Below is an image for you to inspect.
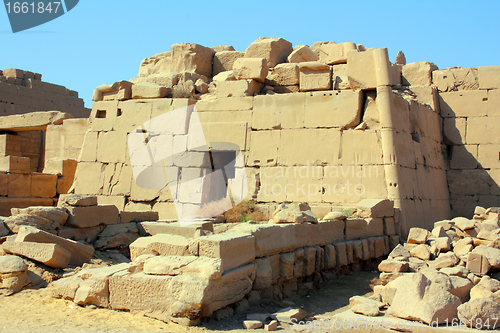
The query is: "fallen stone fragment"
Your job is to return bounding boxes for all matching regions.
[3,215,61,233]
[453,238,474,257]
[2,241,71,268]
[410,244,432,261]
[273,307,309,324]
[349,295,385,309]
[16,226,94,266]
[264,320,278,331]
[434,220,454,231]
[356,199,394,218]
[457,298,500,329]
[453,217,475,231]
[351,304,380,317]
[323,211,347,221]
[94,223,139,249]
[439,266,469,278]
[143,256,200,276]
[388,273,461,324]
[0,255,28,273]
[11,206,68,226]
[407,227,430,244]
[388,244,410,259]
[378,260,409,273]
[428,252,459,269]
[243,320,263,329]
[448,276,474,302]
[472,245,500,269]
[57,194,98,207]
[467,252,491,275]
[429,237,452,252]
[431,226,448,238]
[0,222,10,237]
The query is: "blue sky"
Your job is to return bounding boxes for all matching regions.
[1,0,499,107]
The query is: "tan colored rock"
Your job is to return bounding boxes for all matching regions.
[2,215,60,233]
[2,241,70,268]
[429,252,459,269]
[271,203,303,223]
[143,256,199,276]
[356,199,394,218]
[434,220,454,231]
[0,255,27,273]
[453,217,475,231]
[298,62,331,91]
[216,79,262,97]
[66,205,119,228]
[467,252,491,275]
[93,81,132,102]
[244,37,292,68]
[95,223,139,249]
[431,226,448,238]
[11,206,68,226]
[345,218,383,240]
[137,221,213,238]
[57,194,98,207]
[389,244,410,259]
[170,43,215,78]
[131,83,169,99]
[264,320,278,331]
[323,211,347,221]
[120,211,158,224]
[429,237,452,252]
[288,45,318,63]
[410,244,432,261]
[212,51,245,77]
[351,304,380,317]
[273,307,309,324]
[310,41,357,65]
[477,65,500,89]
[407,227,430,244]
[448,275,474,302]
[439,266,469,278]
[402,61,438,86]
[388,273,461,324]
[454,238,474,257]
[199,232,255,273]
[137,51,172,77]
[16,226,94,266]
[129,234,192,261]
[266,63,300,86]
[472,245,500,269]
[458,298,500,329]
[349,295,385,309]
[0,111,72,131]
[244,320,263,329]
[233,58,269,83]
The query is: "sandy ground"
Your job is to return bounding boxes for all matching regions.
[0,270,382,333]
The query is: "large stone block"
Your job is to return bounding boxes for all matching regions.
[357,199,394,218]
[233,58,268,83]
[0,198,54,217]
[488,89,500,117]
[432,67,478,92]
[2,241,71,268]
[198,232,255,273]
[267,63,300,86]
[439,91,488,118]
[477,144,500,169]
[137,221,213,237]
[340,130,383,164]
[96,131,127,164]
[16,226,94,266]
[288,45,319,63]
[310,42,357,65]
[66,205,119,228]
[8,173,31,198]
[212,51,245,77]
[252,93,305,130]
[131,83,169,99]
[244,37,292,68]
[304,90,361,129]
[31,174,57,198]
[450,145,478,170]
[0,156,30,174]
[216,80,262,98]
[129,234,192,261]
[170,43,214,78]
[345,218,384,240]
[443,117,466,145]
[279,128,340,165]
[477,65,500,89]
[0,172,7,196]
[11,206,68,226]
[247,130,280,166]
[467,116,500,144]
[299,62,331,91]
[347,51,377,89]
[402,62,438,86]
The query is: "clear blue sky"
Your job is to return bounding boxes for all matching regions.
[1,0,499,108]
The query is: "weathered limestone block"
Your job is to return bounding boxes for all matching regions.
[129,234,192,261]
[356,199,394,218]
[387,273,461,324]
[402,62,438,86]
[170,43,215,78]
[267,63,300,86]
[30,174,57,198]
[0,156,30,174]
[2,241,70,268]
[477,65,500,89]
[288,45,318,63]
[347,50,377,89]
[58,226,104,242]
[58,194,98,207]
[384,217,396,236]
[407,227,430,244]
[137,51,172,77]
[310,42,357,65]
[16,226,94,266]
[334,242,348,266]
[119,211,158,224]
[244,37,292,68]
[304,90,362,129]
[378,260,409,273]
[253,257,272,290]
[65,205,119,228]
[472,245,500,269]
[7,173,31,197]
[458,298,500,329]
[298,62,331,91]
[11,206,68,226]
[2,215,60,233]
[324,244,336,269]
[212,51,245,77]
[216,79,262,97]
[428,252,459,270]
[432,67,478,92]
[233,58,269,83]
[439,90,488,118]
[92,81,133,102]
[0,255,27,273]
[345,218,383,240]
[137,221,213,238]
[198,232,255,273]
[143,256,199,276]
[95,223,139,249]
[131,83,170,99]
[0,111,72,132]
[466,252,490,275]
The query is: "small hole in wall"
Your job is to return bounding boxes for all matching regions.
[96,110,106,118]
[117,108,122,117]
[498,151,500,161]
[443,76,447,79]
[394,183,398,187]
[483,98,488,102]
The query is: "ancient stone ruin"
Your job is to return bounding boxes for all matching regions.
[0,36,500,329]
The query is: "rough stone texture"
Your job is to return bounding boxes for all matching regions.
[58,194,98,207]
[233,58,269,83]
[356,199,394,218]
[120,211,159,224]
[473,245,500,269]
[11,206,68,226]
[407,228,430,244]
[137,221,213,238]
[65,205,119,228]
[170,43,215,78]
[244,37,293,68]
[351,304,380,317]
[378,260,409,273]
[212,51,245,77]
[388,273,461,324]
[402,61,438,86]
[15,226,94,266]
[95,223,139,249]
[0,255,28,273]
[2,215,61,233]
[0,111,72,131]
[2,241,71,268]
[458,298,500,329]
[129,234,192,261]
[273,307,309,324]
[288,45,318,63]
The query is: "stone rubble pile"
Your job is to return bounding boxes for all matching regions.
[349,206,500,329]
[44,198,399,326]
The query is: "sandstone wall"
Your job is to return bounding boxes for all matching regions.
[402,64,500,218]
[0,68,90,118]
